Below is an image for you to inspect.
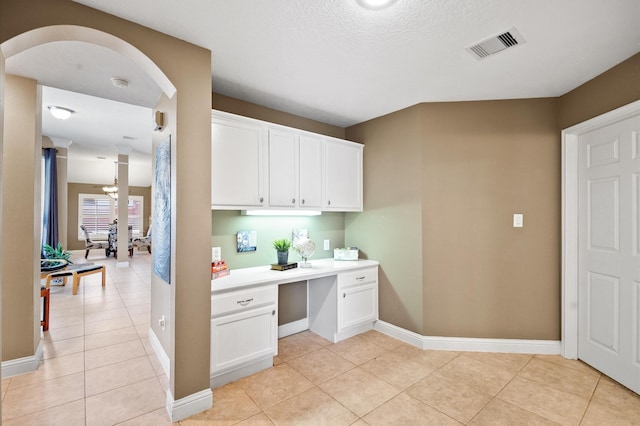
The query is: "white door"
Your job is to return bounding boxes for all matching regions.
[578,113,640,393]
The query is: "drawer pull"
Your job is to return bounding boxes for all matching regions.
[237,298,254,306]
[356,276,366,280]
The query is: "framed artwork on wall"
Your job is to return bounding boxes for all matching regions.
[153,135,171,284]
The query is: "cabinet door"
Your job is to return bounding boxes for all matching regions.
[268,129,298,208]
[338,282,378,332]
[211,304,277,374]
[212,115,266,208]
[298,134,323,208]
[325,139,363,211]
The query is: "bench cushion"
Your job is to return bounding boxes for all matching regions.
[47,264,104,277]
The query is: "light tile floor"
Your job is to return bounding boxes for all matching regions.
[3,252,640,425]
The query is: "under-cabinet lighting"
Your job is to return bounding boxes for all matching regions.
[242,210,322,217]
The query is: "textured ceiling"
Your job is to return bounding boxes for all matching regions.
[72,0,640,127]
[4,0,640,186]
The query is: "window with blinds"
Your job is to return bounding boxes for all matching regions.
[78,194,144,240]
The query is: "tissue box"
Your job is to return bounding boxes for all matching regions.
[334,248,359,261]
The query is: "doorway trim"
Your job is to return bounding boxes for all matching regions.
[561,99,640,359]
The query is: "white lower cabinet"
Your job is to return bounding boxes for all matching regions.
[308,266,379,343]
[210,285,277,387]
[210,261,379,386]
[337,267,378,334]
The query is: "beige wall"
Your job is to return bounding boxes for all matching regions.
[559,53,640,129]
[420,99,560,339]
[1,0,212,402]
[345,105,425,333]
[213,93,345,139]
[347,98,563,339]
[1,74,41,360]
[67,183,152,251]
[346,52,640,340]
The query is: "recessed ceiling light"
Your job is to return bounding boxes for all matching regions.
[111,77,129,88]
[356,0,397,9]
[47,105,75,120]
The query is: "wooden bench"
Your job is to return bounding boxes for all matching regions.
[44,264,106,295]
[40,286,50,331]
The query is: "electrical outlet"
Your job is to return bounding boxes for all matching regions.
[324,239,330,250]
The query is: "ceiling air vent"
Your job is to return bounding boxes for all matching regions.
[466,27,526,60]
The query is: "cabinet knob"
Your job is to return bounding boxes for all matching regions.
[343,293,346,298]
[328,200,331,206]
[301,199,305,204]
[259,197,264,203]
[272,310,276,316]
[292,198,295,204]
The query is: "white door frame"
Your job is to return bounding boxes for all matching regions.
[561,99,640,359]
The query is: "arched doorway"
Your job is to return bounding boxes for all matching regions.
[0,5,211,421]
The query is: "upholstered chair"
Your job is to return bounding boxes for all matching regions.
[80,225,110,259]
[108,223,134,257]
[132,225,152,254]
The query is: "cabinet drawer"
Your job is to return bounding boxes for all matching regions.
[338,267,377,288]
[212,285,277,317]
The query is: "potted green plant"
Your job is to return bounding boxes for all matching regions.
[43,242,73,264]
[273,238,291,265]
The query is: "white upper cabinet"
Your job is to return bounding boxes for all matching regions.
[268,129,324,209]
[298,134,323,209]
[268,128,298,208]
[211,112,267,209]
[324,138,363,211]
[212,110,362,212]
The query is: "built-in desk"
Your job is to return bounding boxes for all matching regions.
[210,258,379,387]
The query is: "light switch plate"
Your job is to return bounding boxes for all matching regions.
[323,239,330,250]
[513,213,524,228]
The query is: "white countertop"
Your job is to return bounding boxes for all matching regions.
[211,258,379,293]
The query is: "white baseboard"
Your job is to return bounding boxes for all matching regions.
[278,318,309,338]
[335,322,374,343]
[374,320,561,355]
[210,357,273,388]
[166,388,212,422]
[1,340,43,377]
[148,327,170,377]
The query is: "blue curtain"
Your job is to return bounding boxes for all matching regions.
[42,148,59,254]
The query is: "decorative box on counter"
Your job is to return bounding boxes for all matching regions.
[334,247,359,261]
[212,260,230,279]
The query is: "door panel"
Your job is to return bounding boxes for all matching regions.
[587,272,619,351]
[578,113,640,394]
[588,177,619,252]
